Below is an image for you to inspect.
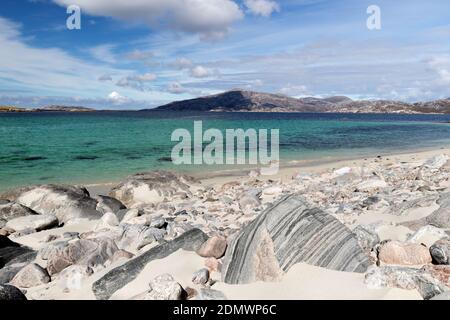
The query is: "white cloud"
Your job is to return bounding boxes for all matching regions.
[98,74,112,81]
[244,0,280,17]
[126,49,154,61]
[108,91,128,104]
[189,65,213,78]
[87,44,117,64]
[428,56,450,85]
[171,57,194,69]
[167,82,187,94]
[53,0,244,39]
[279,85,309,97]
[116,73,157,90]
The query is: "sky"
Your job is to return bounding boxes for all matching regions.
[0,0,449,109]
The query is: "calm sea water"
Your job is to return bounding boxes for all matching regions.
[1,111,450,192]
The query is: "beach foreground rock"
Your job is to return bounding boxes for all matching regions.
[109,171,196,206]
[1,185,102,224]
[92,228,208,300]
[222,195,370,284]
[0,284,27,300]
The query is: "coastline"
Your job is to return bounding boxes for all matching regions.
[85,145,450,197]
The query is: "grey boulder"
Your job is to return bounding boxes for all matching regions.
[222,195,370,284]
[430,238,450,265]
[10,263,51,288]
[0,284,27,300]
[1,185,102,224]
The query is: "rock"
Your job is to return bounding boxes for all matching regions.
[196,236,227,259]
[333,167,352,176]
[6,214,58,232]
[46,237,119,275]
[10,263,50,288]
[238,193,261,211]
[120,208,141,224]
[92,228,208,300]
[192,268,210,285]
[109,171,196,207]
[94,195,126,214]
[421,265,450,286]
[423,154,449,170]
[355,178,387,192]
[378,241,432,266]
[365,265,446,299]
[197,288,227,300]
[0,284,27,300]
[1,185,102,224]
[430,238,450,265]
[262,186,283,196]
[0,235,35,269]
[407,225,448,244]
[145,274,183,300]
[204,257,221,272]
[117,224,167,251]
[149,217,166,229]
[94,212,119,231]
[59,265,94,291]
[0,202,37,228]
[353,225,380,252]
[167,222,194,239]
[39,240,68,260]
[222,195,370,284]
[426,207,450,229]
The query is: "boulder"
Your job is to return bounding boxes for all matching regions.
[94,195,126,214]
[6,214,58,232]
[353,225,380,252]
[222,195,370,284]
[423,154,449,170]
[0,202,37,228]
[196,236,227,259]
[46,237,119,275]
[197,288,227,300]
[365,265,446,300]
[92,228,208,300]
[94,212,119,231]
[10,263,50,288]
[355,178,387,192]
[109,171,196,207]
[192,268,210,285]
[1,185,102,224]
[204,257,221,272]
[0,284,27,300]
[378,241,432,266]
[0,235,35,269]
[117,224,167,251]
[430,238,450,265]
[143,274,183,300]
[421,265,450,286]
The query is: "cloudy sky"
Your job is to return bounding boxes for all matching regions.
[0,0,449,109]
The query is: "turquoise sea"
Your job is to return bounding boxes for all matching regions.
[1,111,450,192]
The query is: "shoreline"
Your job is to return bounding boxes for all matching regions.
[84,144,450,197]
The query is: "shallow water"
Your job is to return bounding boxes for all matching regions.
[1,111,450,192]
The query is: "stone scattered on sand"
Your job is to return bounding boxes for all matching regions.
[378,241,432,266]
[204,257,221,272]
[92,228,208,300]
[1,185,102,224]
[94,212,119,231]
[10,263,50,288]
[109,171,196,207]
[0,235,35,269]
[423,154,449,170]
[0,284,27,300]
[430,238,450,265]
[59,265,94,291]
[353,225,380,252]
[192,268,210,285]
[196,236,227,259]
[364,265,446,300]
[0,202,37,228]
[6,214,58,232]
[95,195,126,215]
[46,238,119,275]
[144,274,184,300]
[197,288,227,300]
[355,178,387,192]
[222,195,370,284]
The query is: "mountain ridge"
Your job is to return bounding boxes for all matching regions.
[151,90,450,114]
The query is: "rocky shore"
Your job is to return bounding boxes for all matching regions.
[1,150,450,300]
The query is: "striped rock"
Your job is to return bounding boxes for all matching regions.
[222,195,370,284]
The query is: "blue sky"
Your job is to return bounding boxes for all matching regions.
[0,0,450,109]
